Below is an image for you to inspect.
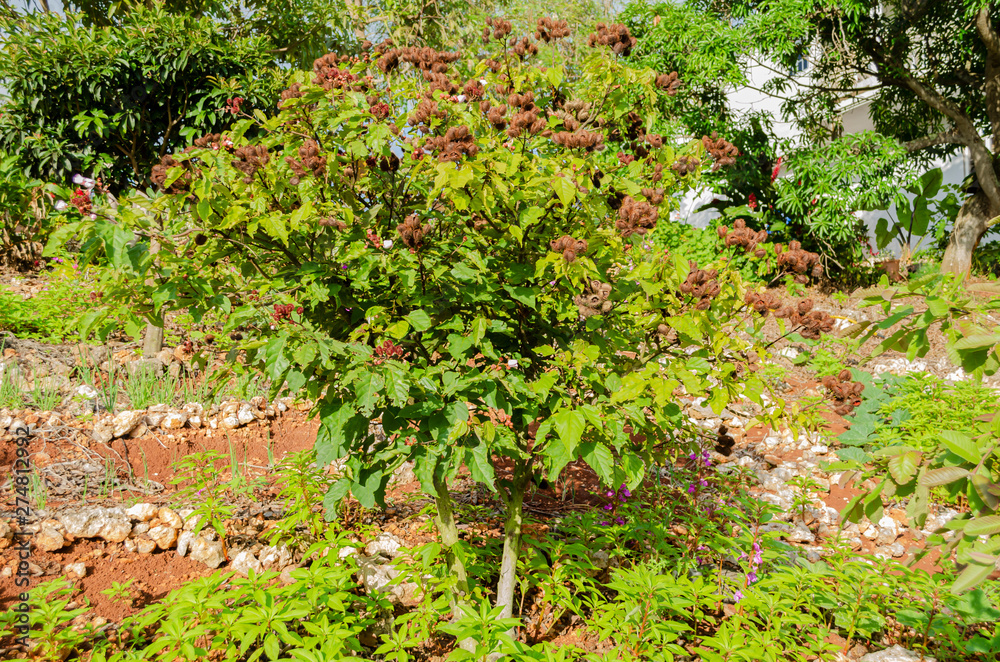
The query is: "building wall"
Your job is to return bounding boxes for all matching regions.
[676,61,975,254]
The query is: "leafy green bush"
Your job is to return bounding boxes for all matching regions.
[649,219,774,283]
[68,19,808,633]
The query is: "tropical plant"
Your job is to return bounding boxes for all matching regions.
[63,17,834,635]
[875,167,963,264]
[0,6,283,193]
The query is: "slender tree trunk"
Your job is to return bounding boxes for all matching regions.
[432,474,475,652]
[495,464,530,619]
[142,237,164,357]
[433,475,470,598]
[941,190,996,280]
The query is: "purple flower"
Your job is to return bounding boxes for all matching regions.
[747,571,757,583]
[599,521,609,526]
[614,516,625,526]
[687,485,697,494]
[618,494,627,503]
[689,452,697,461]
[734,590,744,603]
[699,479,708,487]
[606,490,615,498]
[603,503,613,511]
[621,487,631,498]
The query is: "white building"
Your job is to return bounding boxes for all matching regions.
[678,57,972,254]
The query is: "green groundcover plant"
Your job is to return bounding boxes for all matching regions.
[62,18,837,629]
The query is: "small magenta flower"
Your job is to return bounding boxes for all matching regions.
[687,484,696,494]
[603,503,613,511]
[614,516,625,526]
[734,589,744,603]
[621,486,631,498]
[605,490,614,498]
[747,571,757,583]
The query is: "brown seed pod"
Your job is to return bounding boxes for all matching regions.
[574,280,613,317]
[397,213,432,249]
[535,17,570,42]
[671,155,699,177]
[616,196,658,238]
[588,23,637,56]
[550,235,589,262]
[701,132,738,170]
[655,71,681,95]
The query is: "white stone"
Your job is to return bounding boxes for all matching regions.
[188,415,202,428]
[157,508,183,529]
[76,385,99,400]
[860,645,934,662]
[59,507,132,543]
[220,415,241,429]
[135,536,157,554]
[148,525,178,550]
[112,410,145,438]
[237,403,255,426]
[230,550,263,576]
[160,412,188,430]
[338,546,358,559]
[182,402,204,416]
[64,562,87,580]
[364,532,403,559]
[258,545,293,570]
[176,531,196,557]
[887,542,905,558]
[126,503,158,522]
[189,537,225,568]
[777,347,800,360]
[36,525,66,551]
[787,522,816,543]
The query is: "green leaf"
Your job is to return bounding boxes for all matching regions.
[355,372,384,417]
[466,443,496,491]
[887,450,921,484]
[964,515,1000,537]
[836,447,872,465]
[954,334,1000,351]
[406,309,432,331]
[971,470,1000,510]
[952,561,996,595]
[551,409,586,459]
[580,441,615,485]
[940,431,981,465]
[551,176,576,207]
[920,466,970,487]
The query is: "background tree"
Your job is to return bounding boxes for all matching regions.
[624,0,1000,278]
[0,6,283,193]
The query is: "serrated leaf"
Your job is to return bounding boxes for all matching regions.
[920,466,969,487]
[836,447,872,465]
[940,430,981,464]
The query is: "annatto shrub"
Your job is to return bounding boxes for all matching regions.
[64,18,828,629]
